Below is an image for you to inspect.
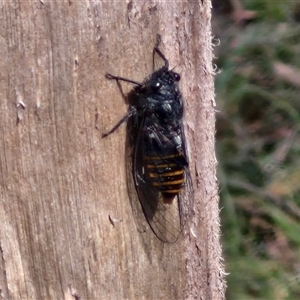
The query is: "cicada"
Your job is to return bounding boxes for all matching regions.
[103,35,193,243]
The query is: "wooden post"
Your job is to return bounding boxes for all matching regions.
[0,1,225,299]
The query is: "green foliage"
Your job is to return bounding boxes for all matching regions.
[214,1,300,299]
[246,0,290,21]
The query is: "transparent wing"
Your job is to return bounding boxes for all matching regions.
[130,114,193,243]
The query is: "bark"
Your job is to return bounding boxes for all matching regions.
[0,0,225,299]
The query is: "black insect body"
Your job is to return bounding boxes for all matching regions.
[103,39,192,243]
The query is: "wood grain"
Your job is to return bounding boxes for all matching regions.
[0,1,225,299]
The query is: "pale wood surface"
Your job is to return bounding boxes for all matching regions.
[0,1,225,299]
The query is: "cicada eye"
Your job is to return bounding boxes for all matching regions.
[174,73,180,81]
[151,81,162,91]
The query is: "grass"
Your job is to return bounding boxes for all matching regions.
[214,1,300,299]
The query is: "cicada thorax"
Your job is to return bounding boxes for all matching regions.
[144,153,186,204]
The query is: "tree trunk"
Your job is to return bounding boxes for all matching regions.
[0,1,225,299]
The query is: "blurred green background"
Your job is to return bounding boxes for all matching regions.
[213,0,300,299]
